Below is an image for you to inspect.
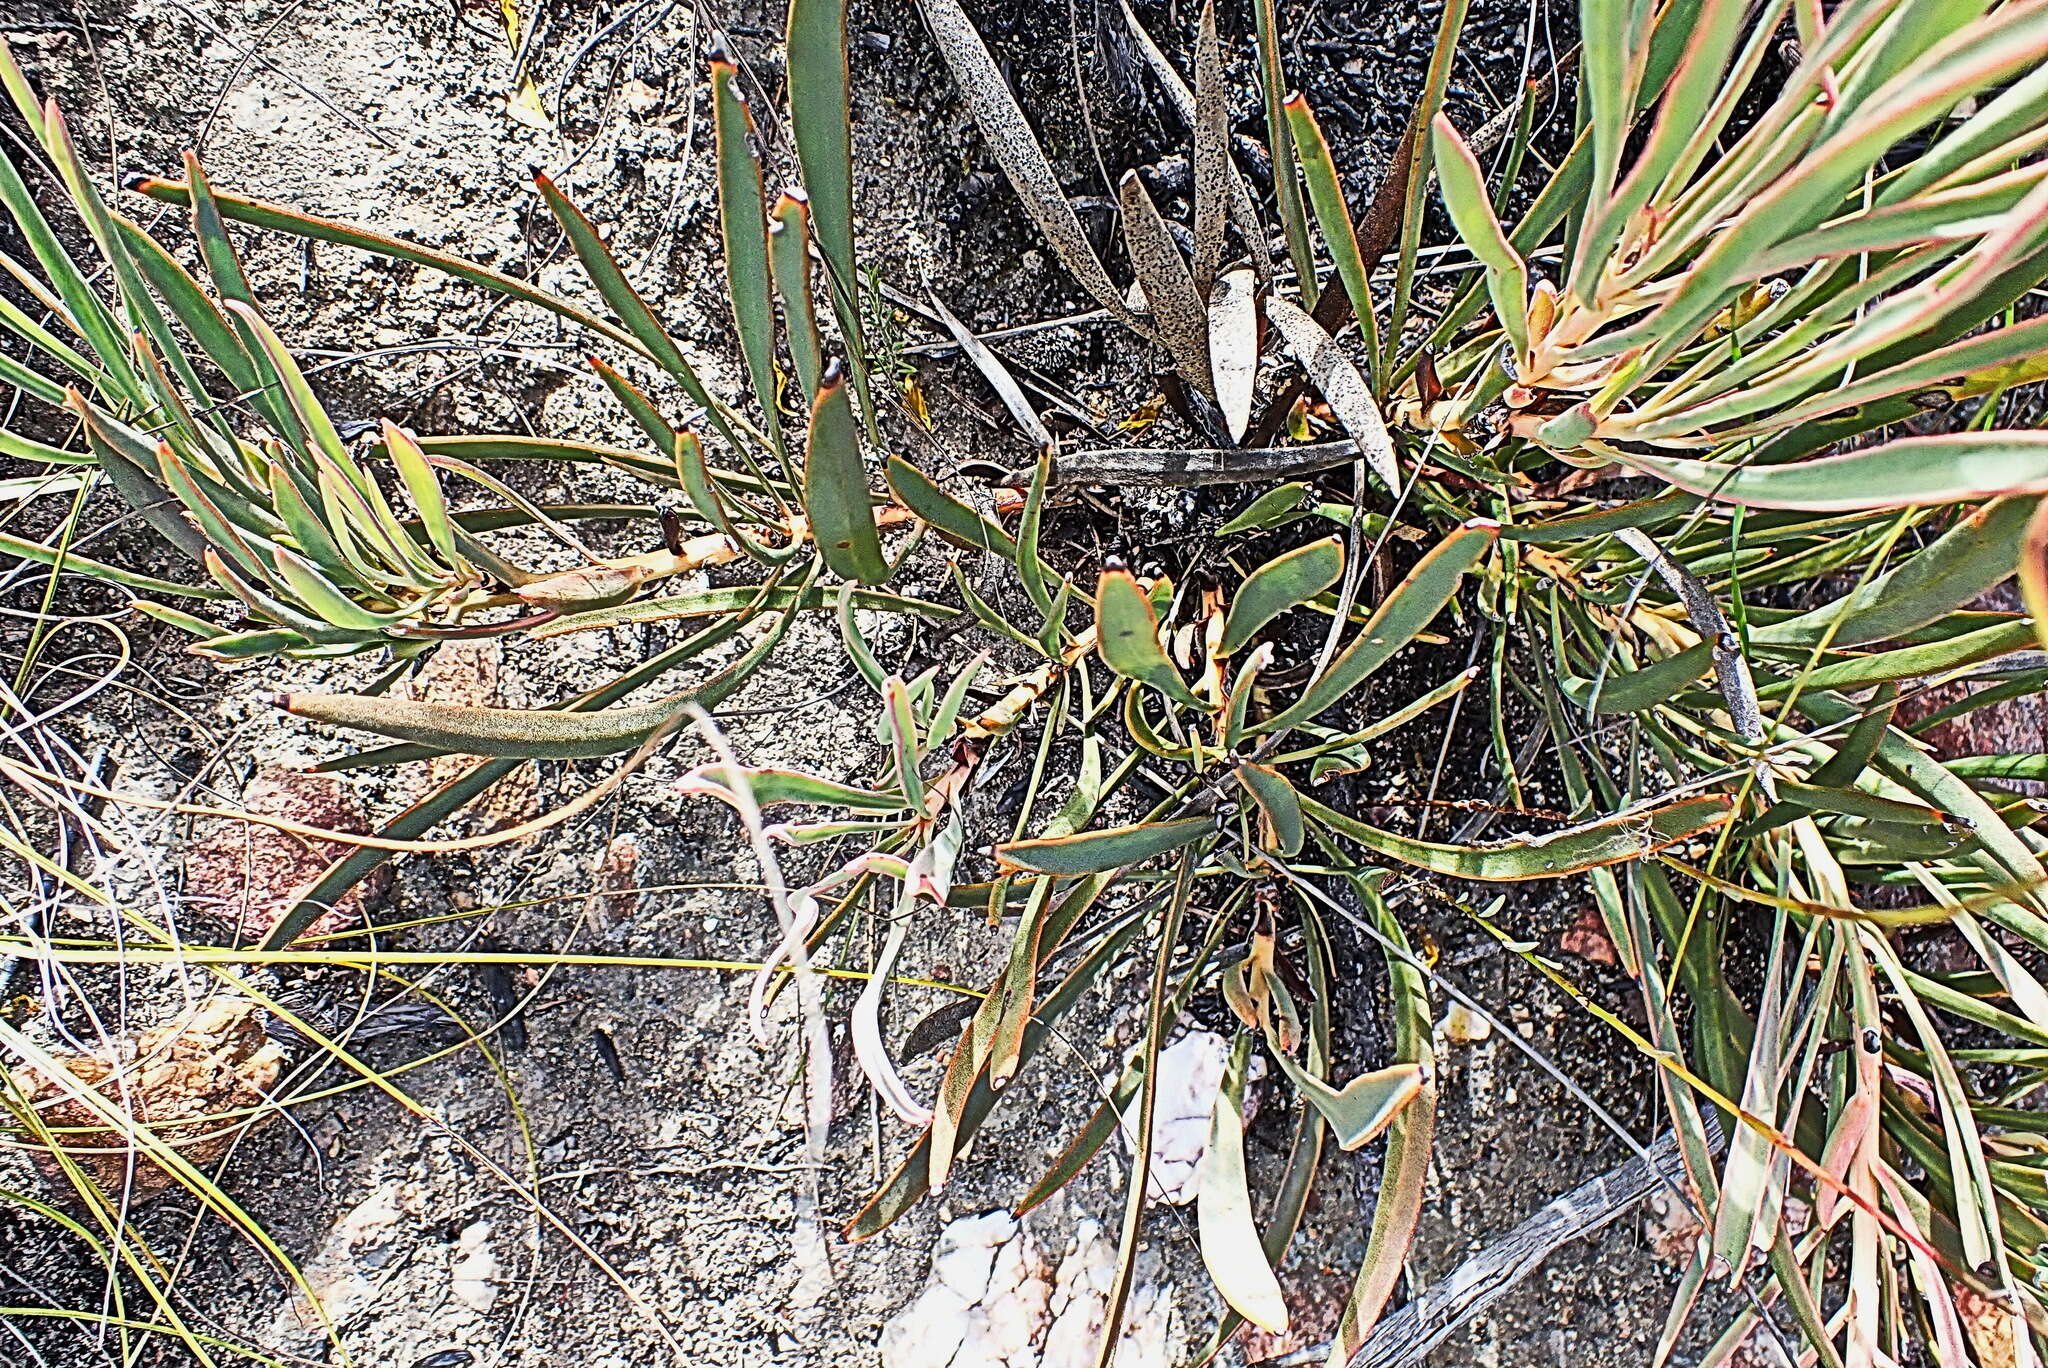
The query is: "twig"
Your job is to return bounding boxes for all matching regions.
[1002,440,1357,488]
[1269,1127,1713,1368]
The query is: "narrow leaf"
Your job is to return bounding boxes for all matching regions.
[994,816,1216,875]
[915,0,1143,330]
[804,362,889,584]
[1197,1037,1290,1332]
[1120,171,1214,400]
[1430,114,1528,360]
[1221,535,1344,655]
[1300,791,1733,880]
[711,51,782,447]
[1237,763,1306,857]
[1095,568,1208,709]
[1611,432,2048,511]
[770,191,826,405]
[1258,520,1497,735]
[886,455,1017,558]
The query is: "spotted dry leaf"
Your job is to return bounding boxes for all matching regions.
[411,639,539,835]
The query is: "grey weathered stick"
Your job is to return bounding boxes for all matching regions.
[927,291,1056,448]
[1270,1129,1695,1368]
[1002,440,1357,488]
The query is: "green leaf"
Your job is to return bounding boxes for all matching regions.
[1301,791,1734,880]
[836,579,889,692]
[1219,482,1318,535]
[64,397,210,564]
[0,111,136,402]
[770,191,826,406]
[1249,0,1316,296]
[111,213,262,404]
[1755,496,2041,648]
[803,363,888,584]
[885,455,1016,558]
[1095,568,1208,709]
[1611,433,2048,511]
[787,0,858,316]
[1499,492,1698,544]
[679,763,910,813]
[586,353,680,456]
[995,816,1216,876]
[1575,641,1713,715]
[676,429,791,566]
[532,172,724,421]
[1257,519,1497,735]
[1430,114,1527,360]
[711,51,781,449]
[1197,1036,1289,1332]
[883,675,926,809]
[1236,763,1305,857]
[1285,91,1379,365]
[1754,618,2038,698]
[0,528,227,600]
[131,174,640,353]
[381,421,457,563]
[1222,536,1344,655]
[268,547,410,633]
[1949,754,2048,782]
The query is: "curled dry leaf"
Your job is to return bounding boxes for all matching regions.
[23,997,284,1198]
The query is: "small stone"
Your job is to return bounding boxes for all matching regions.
[1438,1001,1493,1044]
[449,1221,498,1314]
